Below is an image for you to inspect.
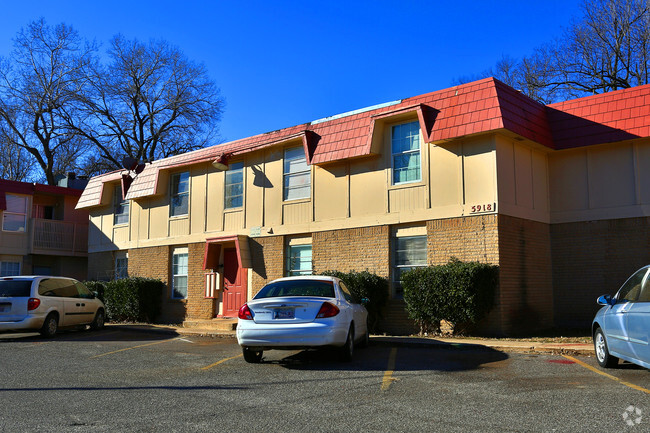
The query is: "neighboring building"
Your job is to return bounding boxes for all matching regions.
[77,78,650,335]
[0,178,89,281]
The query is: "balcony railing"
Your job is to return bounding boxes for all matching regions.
[31,218,88,256]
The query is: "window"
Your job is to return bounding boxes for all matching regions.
[393,235,427,297]
[0,261,20,277]
[170,172,189,217]
[2,194,27,232]
[225,162,244,209]
[617,268,649,302]
[637,268,650,302]
[286,244,312,276]
[172,248,188,299]
[115,255,128,280]
[283,147,310,201]
[114,185,129,225]
[391,121,421,184]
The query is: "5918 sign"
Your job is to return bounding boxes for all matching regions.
[469,203,496,214]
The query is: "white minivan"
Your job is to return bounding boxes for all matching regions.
[0,276,105,337]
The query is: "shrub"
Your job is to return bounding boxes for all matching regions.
[319,270,389,332]
[402,258,498,335]
[83,280,107,303]
[96,277,164,322]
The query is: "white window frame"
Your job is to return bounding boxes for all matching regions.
[170,172,190,217]
[393,234,427,298]
[171,247,189,299]
[113,185,130,225]
[224,161,244,209]
[0,261,21,277]
[286,242,312,277]
[283,147,310,201]
[391,121,422,185]
[2,194,28,232]
[115,253,128,280]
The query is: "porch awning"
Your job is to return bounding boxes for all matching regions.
[203,235,251,270]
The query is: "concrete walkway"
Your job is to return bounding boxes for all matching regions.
[107,323,595,356]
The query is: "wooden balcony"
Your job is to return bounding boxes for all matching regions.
[30,218,88,257]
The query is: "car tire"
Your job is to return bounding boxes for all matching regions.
[242,347,263,363]
[341,325,354,362]
[90,309,105,331]
[594,327,618,368]
[39,313,58,338]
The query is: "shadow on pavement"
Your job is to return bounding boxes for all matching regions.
[274,342,509,372]
[0,327,181,343]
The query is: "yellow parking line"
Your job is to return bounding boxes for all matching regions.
[91,338,177,359]
[563,355,650,395]
[381,348,398,391]
[201,354,243,370]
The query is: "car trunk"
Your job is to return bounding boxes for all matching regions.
[0,280,33,322]
[248,296,331,324]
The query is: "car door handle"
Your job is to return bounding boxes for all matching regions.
[76,303,85,307]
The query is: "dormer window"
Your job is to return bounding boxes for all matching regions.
[283,147,310,201]
[170,172,190,217]
[114,185,129,225]
[2,194,27,232]
[391,121,421,184]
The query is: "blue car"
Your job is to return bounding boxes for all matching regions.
[592,265,650,369]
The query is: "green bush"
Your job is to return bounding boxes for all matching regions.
[83,280,107,303]
[319,270,389,332]
[91,277,164,322]
[402,258,498,335]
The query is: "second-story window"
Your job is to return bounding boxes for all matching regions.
[2,194,27,232]
[392,121,421,184]
[225,162,244,209]
[170,171,189,217]
[283,147,310,201]
[114,185,129,225]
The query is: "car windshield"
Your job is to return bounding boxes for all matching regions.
[255,280,335,299]
[0,280,32,297]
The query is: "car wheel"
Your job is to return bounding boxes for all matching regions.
[341,325,354,362]
[39,313,58,338]
[90,309,105,330]
[242,347,263,363]
[594,327,618,368]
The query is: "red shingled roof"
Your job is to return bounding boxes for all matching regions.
[76,78,650,208]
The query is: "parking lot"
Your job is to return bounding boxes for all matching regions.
[1,327,648,432]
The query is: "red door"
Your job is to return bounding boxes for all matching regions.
[222,248,247,317]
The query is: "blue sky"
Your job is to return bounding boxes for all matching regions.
[0,0,583,144]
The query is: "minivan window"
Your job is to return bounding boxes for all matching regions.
[75,281,94,299]
[38,278,78,298]
[0,280,32,297]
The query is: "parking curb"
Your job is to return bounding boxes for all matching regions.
[107,324,594,356]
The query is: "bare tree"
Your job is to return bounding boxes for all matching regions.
[0,129,33,181]
[0,19,94,185]
[72,35,224,170]
[460,0,650,103]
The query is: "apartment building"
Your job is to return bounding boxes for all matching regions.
[76,77,650,334]
[1,177,89,280]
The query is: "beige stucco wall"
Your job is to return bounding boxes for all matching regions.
[86,126,500,254]
[548,139,650,223]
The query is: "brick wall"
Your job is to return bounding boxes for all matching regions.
[312,226,390,277]
[551,217,650,329]
[427,215,500,264]
[128,245,186,323]
[498,215,553,334]
[249,236,285,296]
[186,243,213,320]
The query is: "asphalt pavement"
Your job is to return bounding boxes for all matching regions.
[106,322,595,356]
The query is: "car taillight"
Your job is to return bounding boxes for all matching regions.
[27,298,41,311]
[316,302,340,318]
[238,304,253,320]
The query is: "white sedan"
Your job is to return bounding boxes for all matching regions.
[236,276,369,363]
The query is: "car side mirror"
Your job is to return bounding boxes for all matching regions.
[597,294,615,306]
